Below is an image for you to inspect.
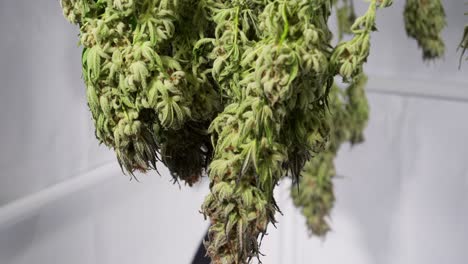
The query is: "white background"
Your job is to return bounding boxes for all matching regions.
[0,1,467,264]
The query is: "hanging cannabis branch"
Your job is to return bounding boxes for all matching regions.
[291,0,372,238]
[404,0,446,60]
[291,73,369,237]
[58,0,465,263]
[336,0,357,41]
[202,1,335,262]
[61,0,221,185]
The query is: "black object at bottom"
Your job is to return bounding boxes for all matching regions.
[192,227,210,264]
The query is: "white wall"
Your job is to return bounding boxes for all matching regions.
[0,0,114,205]
[0,1,467,264]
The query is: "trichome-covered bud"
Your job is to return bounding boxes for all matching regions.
[331,0,390,81]
[291,152,336,237]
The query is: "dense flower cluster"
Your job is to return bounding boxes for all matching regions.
[61,1,394,263]
[61,0,221,184]
[291,74,368,237]
[404,0,446,60]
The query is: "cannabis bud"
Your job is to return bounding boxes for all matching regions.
[404,0,446,60]
[60,1,397,263]
[291,73,369,237]
[60,0,221,184]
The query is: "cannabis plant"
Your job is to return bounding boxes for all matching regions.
[61,0,220,185]
[404,0,446,60]
[60,0,463,263]
[291,74,369,236]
